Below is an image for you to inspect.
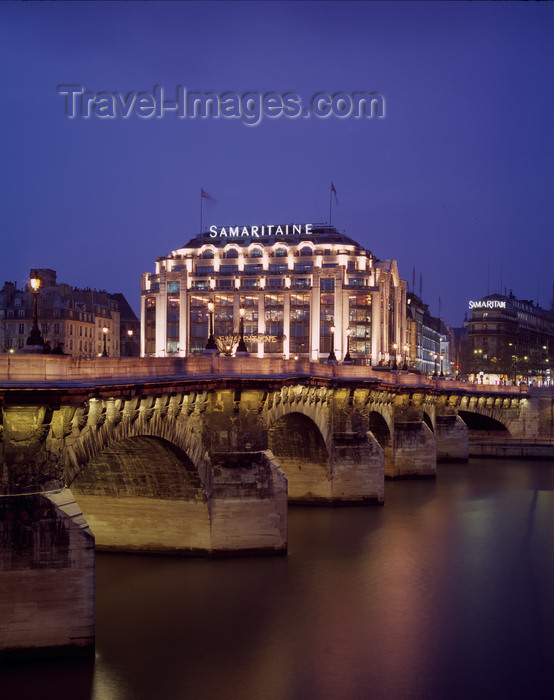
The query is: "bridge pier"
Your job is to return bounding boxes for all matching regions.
[378,395,437,479]
[209,451,287,554]
[0,489,94,660]
[387,420,436,478]
[435,414,469,462]
[327,432,384,503]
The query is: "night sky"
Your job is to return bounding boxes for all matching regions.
[2,1,553,326]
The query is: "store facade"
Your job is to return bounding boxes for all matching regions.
[141,224,407,365]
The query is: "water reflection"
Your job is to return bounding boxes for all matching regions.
[4,460,554,700]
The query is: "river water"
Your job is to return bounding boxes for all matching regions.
[3,459,554,700]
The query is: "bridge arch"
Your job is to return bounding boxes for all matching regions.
[458,410,510,435]
[423,411,434,432]
[64,398,211,492]
[70,435,210,553]
[368,410,393,476]
[268,411,331,502]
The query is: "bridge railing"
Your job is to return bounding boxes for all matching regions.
[0,354,531,395]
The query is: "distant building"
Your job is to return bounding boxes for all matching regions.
[141,223,407,364]
[0,269,139,356]
[405,292,447,374]
[464,292,554,385]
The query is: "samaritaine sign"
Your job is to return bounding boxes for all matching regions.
[208,224,313,238]
[468,300,507,309]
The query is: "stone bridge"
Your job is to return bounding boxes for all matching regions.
[1,355,551,659]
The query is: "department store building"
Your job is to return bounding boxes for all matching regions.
[141,223,407,364]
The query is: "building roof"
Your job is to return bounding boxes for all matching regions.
[176,223,371,255]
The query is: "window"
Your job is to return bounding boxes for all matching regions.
[145,297,156,355]
[264,294,284,354]
[189,295,208,354]
[290,293,310,354]
[275,247,287,257]
[320,288,334,353]
[250,248,263,258]
[167,281,180,294]
[226,248,239,258]
[167,295,180,343]
[299,247,313,256]
[18,323,25,334]
[220,264,238,275]
[196,265,214,275]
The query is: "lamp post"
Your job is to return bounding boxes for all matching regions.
[236,307,249,356]
[402,344,408,371]
[205,300,218,352]
[127,329,134,357]
[392,342,398,370]
[327,325,337,364]
[343,327,352,364]
[433,353,438,377]
[102,327,108,357]
[26,276,44,348]
[440,354,444,377]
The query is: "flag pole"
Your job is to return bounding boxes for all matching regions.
[200,190,203,234]
[329,186,333,225]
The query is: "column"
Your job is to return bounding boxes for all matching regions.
[140,294,146,357]
[283,293,291,359]
[179,277,188,357]
[155,278,167,357]
[257,293,265,357]
[334,273,343,360]
[371,291,381,365]
[310,274,321,361]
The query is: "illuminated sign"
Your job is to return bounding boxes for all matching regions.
[468,300,506,309]
[208,224,313,238]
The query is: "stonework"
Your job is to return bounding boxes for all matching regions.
[0,354,548,658]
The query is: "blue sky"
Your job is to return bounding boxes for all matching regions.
[1,1,553,324]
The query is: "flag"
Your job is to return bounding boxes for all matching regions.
[331,182,339,205]
[201,188,217,204]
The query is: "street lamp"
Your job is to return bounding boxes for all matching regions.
[127,329,134,357]
[205,300,218,352]
[236,307,249,356]
[343,327,352,364]
[440,354,444,377]
[102,327,108,357]
[327,325,337,364]
[26,276,44,348]
[433,353,438,377]
[392,343,398,370]
[402,344,409,371]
